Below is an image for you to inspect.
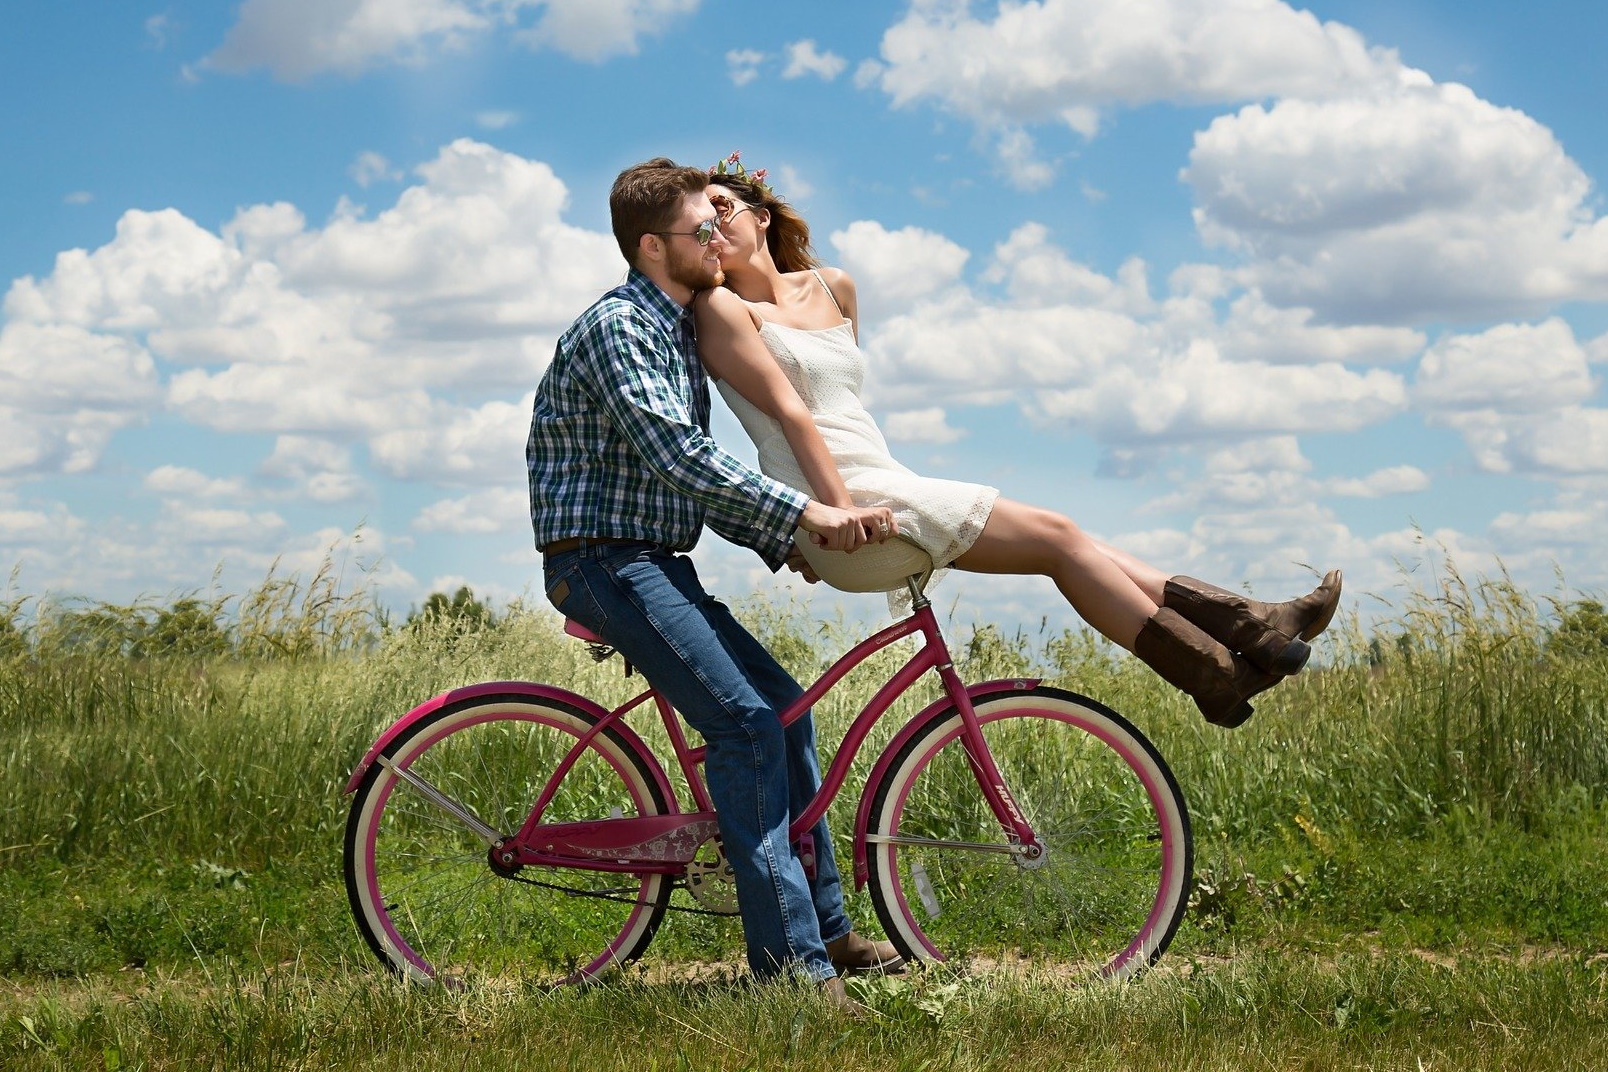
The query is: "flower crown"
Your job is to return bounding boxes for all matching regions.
[708,150,772,197]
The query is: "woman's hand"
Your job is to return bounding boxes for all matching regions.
[800,502,898,552]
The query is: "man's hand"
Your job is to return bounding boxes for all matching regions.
[784,546,821,583]
[799,501,898,552]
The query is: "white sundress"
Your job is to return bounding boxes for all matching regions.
[715,274,998,596]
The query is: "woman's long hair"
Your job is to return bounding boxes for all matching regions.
[709,173,820,274]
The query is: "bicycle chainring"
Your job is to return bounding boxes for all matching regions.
[684,836,741,915]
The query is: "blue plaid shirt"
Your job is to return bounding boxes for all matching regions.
[527,269,808,569]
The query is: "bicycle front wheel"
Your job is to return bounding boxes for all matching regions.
[865,686,1191,980]
[344,693,673,986]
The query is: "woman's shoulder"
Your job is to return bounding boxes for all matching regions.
[694,285,764,333]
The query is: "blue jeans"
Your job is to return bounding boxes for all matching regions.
[543,541,849,980]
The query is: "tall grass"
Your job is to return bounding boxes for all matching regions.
[1,557,1605,977]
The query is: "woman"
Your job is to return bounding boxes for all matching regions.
[692,162,1340,728]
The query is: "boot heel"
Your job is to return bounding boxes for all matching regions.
[1270,638,1311,675]
[1206,700,1254,728]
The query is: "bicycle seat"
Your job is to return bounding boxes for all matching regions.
[793,530,935,595]
[564,619,606,644]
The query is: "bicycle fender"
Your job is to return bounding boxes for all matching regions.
[343,681,672,804]
[850,677,1040,889]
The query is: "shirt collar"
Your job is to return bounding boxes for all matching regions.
[622,267,693,332]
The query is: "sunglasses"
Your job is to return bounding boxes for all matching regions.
[708,193,755,225]
[653,217,723,247]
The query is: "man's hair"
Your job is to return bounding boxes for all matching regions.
[610,158,709,267]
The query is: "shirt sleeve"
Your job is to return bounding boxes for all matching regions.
[575,303,808,565]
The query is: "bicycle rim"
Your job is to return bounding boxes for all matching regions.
[865,687,1191,980]
[344,695,672,986]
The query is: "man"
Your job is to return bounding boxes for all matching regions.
[526,157,900,1001]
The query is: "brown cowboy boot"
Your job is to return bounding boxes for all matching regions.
[1132,608,1282,728]
[826,931,906,975]
[1163,569,1343,675]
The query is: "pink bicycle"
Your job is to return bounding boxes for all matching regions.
[343,561,1192,985]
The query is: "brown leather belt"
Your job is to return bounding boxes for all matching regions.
[540,536,647,557]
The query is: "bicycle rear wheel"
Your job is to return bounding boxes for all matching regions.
[344,693,673,985]
[865,686,1190,980]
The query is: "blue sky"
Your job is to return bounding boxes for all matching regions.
[4,0,1608,630]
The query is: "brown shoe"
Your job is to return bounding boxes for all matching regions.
[1133,608,1281,728]
[820,976,867,1018]
[825,931,906,975]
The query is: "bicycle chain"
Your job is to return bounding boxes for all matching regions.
[503,872,741,918]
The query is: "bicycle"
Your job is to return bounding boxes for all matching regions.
[343,549,1192,986]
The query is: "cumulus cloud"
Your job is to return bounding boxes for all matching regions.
[1187,80,1608,323]
[1411,320,1608,477]
[726,48,765,86]
[781,39,846,81]
[370,396,532,485]
[884,407,967,445]
[412,486,529,533]
[349,151,402,188]
[204,0,699,79]
[867,1,1608,326]
[845,220,1410,448]
[7,140,616,460]
[829,221,969,312]
[144,466,250,499]
[0,320,161,478]
[873,0,1395,131]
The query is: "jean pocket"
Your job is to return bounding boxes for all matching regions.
[543,562,578,614]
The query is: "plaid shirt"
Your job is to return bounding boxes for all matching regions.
[527,269,808,569]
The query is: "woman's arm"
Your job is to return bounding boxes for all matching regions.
[693,287,856,510]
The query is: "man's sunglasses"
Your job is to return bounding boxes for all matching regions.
[653,217,723,247]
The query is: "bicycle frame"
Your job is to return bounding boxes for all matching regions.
[509,583,1045,872]
[347,580,1048,883]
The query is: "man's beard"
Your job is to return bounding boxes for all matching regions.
[666,245,724,292]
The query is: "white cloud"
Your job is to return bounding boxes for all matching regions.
[144,466,250,499]
[1414,319,1594,415]
[349,150,401,187]
[1187,80,1608,323]
[782,39,846,81]
[829,221,969,312]
[474,110,519,129]
[260,436,367,502]
[63,191,94,206]
[726,48,765,87]
[852,222,1409,445]
[204,0,699,79]
[514,0,699,62]
[413,486,528,533]
[370,396,532,485]
[873,0,1395,131]
[1321,466,1431,498]
[0,321,161,478]
[6,140,616,457]
[992,129,1056,191]
[884,407,967,445]
[205,0,489,79]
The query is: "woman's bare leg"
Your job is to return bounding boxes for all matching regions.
[1087,538,1169,604]
[951,499,1156,649]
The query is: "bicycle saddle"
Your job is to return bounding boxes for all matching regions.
[793,530,935,595]
[564,619,606,644]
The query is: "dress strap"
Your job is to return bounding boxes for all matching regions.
[809,268,844,317]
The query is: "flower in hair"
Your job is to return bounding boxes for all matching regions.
[709,150,774,196]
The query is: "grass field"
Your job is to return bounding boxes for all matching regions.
[2,563,1606,1069]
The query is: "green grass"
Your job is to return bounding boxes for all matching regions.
[2,560,1607,1067]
